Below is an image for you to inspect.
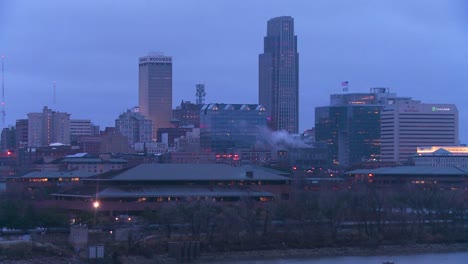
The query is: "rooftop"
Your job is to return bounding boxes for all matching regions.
[347,166,468,176]
[53,186,274,199]
[89,163,290,182]
[60,158,128,164]
[16,170,97,179]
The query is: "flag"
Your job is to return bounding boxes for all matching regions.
[341,81,349,86]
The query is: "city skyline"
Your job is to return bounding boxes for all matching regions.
[1,1,467,141]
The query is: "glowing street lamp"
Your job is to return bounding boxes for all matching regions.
[93,200,100,226]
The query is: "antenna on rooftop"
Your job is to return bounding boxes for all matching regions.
[1,55,5,127]
[196,83,206,105]
[53,81,56,105]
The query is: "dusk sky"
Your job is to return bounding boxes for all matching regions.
[1,1,467,141]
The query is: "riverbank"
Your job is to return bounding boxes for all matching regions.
[2,242,468,263]
[196,243,468,263]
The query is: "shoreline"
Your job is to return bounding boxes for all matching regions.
[196,243,468,263]
[2,242,468,263]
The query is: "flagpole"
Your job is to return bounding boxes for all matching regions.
[342,81,349,92]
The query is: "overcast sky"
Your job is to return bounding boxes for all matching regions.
[1,0,467,141]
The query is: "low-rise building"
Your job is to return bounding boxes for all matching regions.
[51,163,291,213]
[414,146,468,168]
[347,166,468,189]
[60,153,127,173]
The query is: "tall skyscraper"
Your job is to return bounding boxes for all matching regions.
[259,16,299,134]
[139,53,173,139]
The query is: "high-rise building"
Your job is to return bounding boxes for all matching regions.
[381,99,458,163]
[139,53,172,139]
[27,106,70,147]
[259,16,299,133]
[15,119,28,148]
[200,103,267,153]
[115,108,153,148]
[315,88,396,167]
[1,127,16,151]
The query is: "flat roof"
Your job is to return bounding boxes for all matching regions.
[53,186,274,198]
[60,158,127,164]
[347,166,468,176]
[97,163,290,182]
[16,170,97,179]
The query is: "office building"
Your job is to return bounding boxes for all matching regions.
[70,119,99,143]
[115,108,153,148]
[1,127,16,151]
[315,88,396,167]
[15,119,28,148]
[259,16,299,133]
[173,100,202,128]
[139,53,172,138]
[381,100,458,163]
[200,103,267,152]
[27,106,70,147]
[100,127,134,154]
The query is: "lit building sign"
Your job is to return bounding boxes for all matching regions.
[417,146,468,154]
[432,106,450,111]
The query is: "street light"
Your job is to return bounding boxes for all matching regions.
[93,200,100,226]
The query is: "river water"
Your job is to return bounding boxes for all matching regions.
[221,252,468,264]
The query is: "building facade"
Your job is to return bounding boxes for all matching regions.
[70,120,99,144]
[381,100,458,163]
[173,100,202,128]
[115,108,153,148]
[200,104,268,153]
[15,119,29,149]
[315,88,396,167]
[27,106,71,147]
[139,53,172,139]
[259,16,299,133]
[1,127,16,151]
[414,146,468,167]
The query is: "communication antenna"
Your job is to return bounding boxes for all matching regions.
[195,83,206,105]
[53,81,56,105]
[1,55,5,127]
